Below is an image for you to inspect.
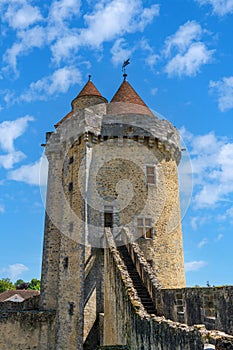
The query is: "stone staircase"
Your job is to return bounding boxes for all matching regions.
[117,243,156,315]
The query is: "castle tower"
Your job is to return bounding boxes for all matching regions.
[40,75,185,349]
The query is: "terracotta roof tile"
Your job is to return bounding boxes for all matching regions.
[0,289,39,302]
[109,80,153,116]
[55,80,106,127]
[77,80,102,97]
[111,81,148,107]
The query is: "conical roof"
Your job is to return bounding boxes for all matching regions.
[55,79,107,127]
[77,80,102,97]
[108,80,153,116]
[111,80,147,106]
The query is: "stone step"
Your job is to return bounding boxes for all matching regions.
[117,245,156,315]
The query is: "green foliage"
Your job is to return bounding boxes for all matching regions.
[0,278,15,293]
[14,279,25,287]
[28,278,40,290]
[0,277,41,293]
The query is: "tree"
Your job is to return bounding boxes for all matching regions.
[14,279,25,287]
[0,278,15,293]
[28,278,40,291]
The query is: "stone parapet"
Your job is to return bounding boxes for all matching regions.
[155,286,233,336]
[0,295,40,312]
[104,229,233,349]
[45,106,181,164]
[120,227,161,305]
[0,310,55,350]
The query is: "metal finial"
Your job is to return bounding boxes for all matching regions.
[88,74,91,81]
[122,59,130,80]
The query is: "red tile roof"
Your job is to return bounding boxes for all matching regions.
[109,80,153,116]
[77,80,102,97]
[55,80,106,127]
[111,81,148,107]
[0,289,39,302]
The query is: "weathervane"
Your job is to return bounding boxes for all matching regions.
[122,59,130,81]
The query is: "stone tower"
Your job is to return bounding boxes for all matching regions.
[39,75,186,349]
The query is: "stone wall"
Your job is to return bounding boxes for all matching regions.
[54,135,86,349]
[120,228,233,338]
[0,295,40,312]
[85,115,186,288]
[155,286,233,336]
[103,229,233,350]
[0,310,55,350]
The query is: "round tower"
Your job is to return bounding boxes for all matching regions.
[85,77,186,289]
[40,74,185,348]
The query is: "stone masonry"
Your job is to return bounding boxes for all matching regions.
[0,77,233,350]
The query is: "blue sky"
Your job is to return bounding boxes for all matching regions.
[0,0,233,287]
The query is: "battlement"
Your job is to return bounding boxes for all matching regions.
[46,106,181,164]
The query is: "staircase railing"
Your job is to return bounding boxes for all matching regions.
[120,227,160,311]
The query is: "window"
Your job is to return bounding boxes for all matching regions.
[146,166,156,184]
[63,257,69,269]
[69,156,74,164]
[137,217,153,239]
[104,206,113,228]
[68,182,73,191]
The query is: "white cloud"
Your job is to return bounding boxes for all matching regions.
[111,38,134,66]
[182,128,233,208]
[136,4,160,31]
[164,21,214,77]
[81,1,150,46]
[1,263,29,281]
[195,0,233,16]
[165,42,213,77]
[226,206,233,219]
[2,0,159,73]
[218,206,233,223]
[4,26,47,74]
[0,116,34,153]
[185,260,207,271]
[4,3,42,29]
[198,238,208,248]
[0,116,34,169]
[151,87,158,96]
[139,39,159,69]
[0,151,26,169]
[8,156,48,186]
[2,0,81,72]
[191,217,198,230]
[164,21,202,56]
[190,215,210,230]
[209,76,233,111]
[0,204,5,213]
[215,233,224,241]
[51,0,159,63]
[19,67,82,102]
[49,0,81,24]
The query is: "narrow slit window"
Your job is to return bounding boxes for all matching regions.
[63,257,69,269]
[104,206,113,228]
[146,166,156,184]
[68,182,73,191]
